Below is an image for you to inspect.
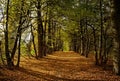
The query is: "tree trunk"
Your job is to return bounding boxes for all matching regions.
[99,0,104,65]
[37,0,44,58]
[0,41,5,65]
[16,29,21,67]
[80,20,85,55]
[112,0,120,75]
[93,28,99,65]
[11,0,25,65]
[11,27,21,65]
[5,0,12,68]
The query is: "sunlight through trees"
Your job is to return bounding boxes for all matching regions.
[0,0,120,78]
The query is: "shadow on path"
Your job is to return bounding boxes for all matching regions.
[17,67,84,81]
[0,51,120,81]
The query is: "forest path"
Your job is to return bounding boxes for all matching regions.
[0,51,120,81]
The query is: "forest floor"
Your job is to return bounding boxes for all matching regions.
[0,51,120,81]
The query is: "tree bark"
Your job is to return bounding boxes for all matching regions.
[16,29,21,67]
[92,27,99,65]
[112,0,120,75]
[11,0,25,65]
[5,0,12,67]
[37,0,44,58]
[99,0,104,64]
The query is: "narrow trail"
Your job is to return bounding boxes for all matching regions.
[0,51,120,81]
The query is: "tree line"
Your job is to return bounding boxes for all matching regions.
[0,0,64,67]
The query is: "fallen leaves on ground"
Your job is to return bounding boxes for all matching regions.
[0,51,120,81]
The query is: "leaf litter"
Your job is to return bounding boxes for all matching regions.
[0,51,120,81]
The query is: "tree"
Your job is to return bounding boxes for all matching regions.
[36,0,44,58]
[99,0,104,64]
[112,0,120,75]
[5,0,12,68]
[10,0,30,66]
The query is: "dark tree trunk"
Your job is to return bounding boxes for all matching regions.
[99,0,104,64]
[91,26,99,65]
[112,0,120,75]
[11,27,21,65]
[80,20,85,55]
[5,0,12,67]
[11,0,25,65]
[16,30,21,67]
[37,0,44,58]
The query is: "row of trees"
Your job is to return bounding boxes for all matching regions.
[64,0,112,65]
[0,0,64,67]
[64,0,120,75]
[53,0,113,67]
[0,0,120,75]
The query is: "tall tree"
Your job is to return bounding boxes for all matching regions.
[5,0,12,67]
[36,0,44,58]
[112,0,120,75]
[99,0,104,64]
[10,0,26,66]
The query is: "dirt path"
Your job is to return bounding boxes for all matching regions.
[0,51,120,81]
